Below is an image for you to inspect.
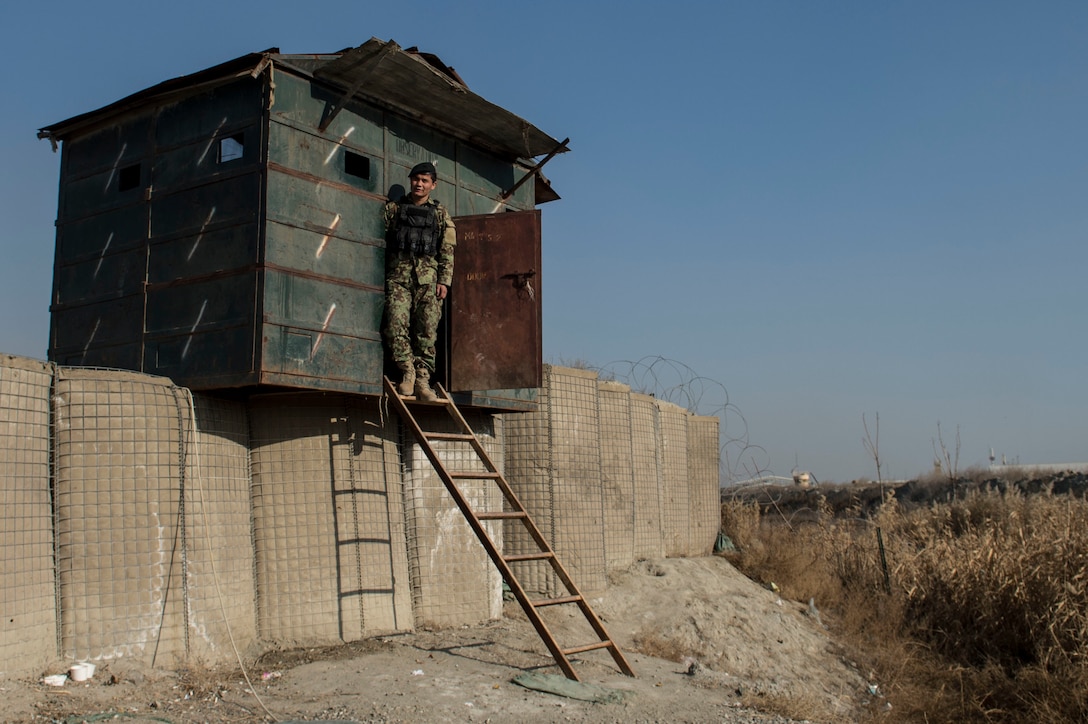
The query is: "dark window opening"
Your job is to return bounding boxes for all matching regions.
[345,151,371,180]
[218,133,245,163]
[118,164,140,192]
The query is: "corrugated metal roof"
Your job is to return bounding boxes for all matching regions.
[39,38,567,162]
[38,50,276,144]
[312,38,563,160]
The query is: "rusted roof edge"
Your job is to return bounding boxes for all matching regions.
[38,50,278,144]
[313,38,565,160]
[37,40,567,167]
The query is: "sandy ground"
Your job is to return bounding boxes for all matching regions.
[5,557,876,723]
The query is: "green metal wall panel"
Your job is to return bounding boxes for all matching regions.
[53,341,143,370]
[63,116,151,179]
[259,323,383,393]
[61,166,146,219]
[261,269,382,341]
[458,143,532,210]
[454,188,505,217]
[56,207,146,261]
[144,273,256,335]
[146,322,256,384]
[264,220,384,289]
[151,123,261,191]
[270,72,385,156]
[54,247,145,306]
[142,272,257,382]
[267,120,384,197]
[147,224,259,284]
[154,77,264,147]
[149,173,261,239]
[51,296,143,363]
[386,114,456,184]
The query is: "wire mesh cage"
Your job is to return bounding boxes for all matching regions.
[52,368,190,663]
[249,393,411,643]
[657,400,690,558]
[598,380,637,570]
[401,408,504,627]
[0,356,56,671]
[502,366,607,596]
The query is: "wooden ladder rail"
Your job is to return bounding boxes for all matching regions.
[383,376,635,682]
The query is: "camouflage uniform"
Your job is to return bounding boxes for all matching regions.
[381,197,456,373]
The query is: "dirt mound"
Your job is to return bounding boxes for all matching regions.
[5,557,869,723]
[597,557,867,719]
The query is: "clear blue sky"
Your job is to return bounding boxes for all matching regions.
[3,1,1085,482]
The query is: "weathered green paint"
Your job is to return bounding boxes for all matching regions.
[64,116,151,177]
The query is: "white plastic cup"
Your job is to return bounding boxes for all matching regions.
[69,663,95,682]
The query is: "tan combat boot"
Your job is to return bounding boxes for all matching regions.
[414,366,439,402]
[396,361,416,397]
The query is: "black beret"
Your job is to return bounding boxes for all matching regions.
[409,161,437,179]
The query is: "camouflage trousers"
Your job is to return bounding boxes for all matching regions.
[383,277,444,372]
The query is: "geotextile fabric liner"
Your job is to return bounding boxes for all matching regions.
[401,409,503,627]
[687,415,721,556]
[630,393,665,560]
[502,366,607,596]
[183,394,257,661]
[548,368,607,594]
[249,394,411,643]
[0,356,56,672]
[657,400,690,557]
[499,373,557,596]
[597,381,636,570]
[52,368,190,664]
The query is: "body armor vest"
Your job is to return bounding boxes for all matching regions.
[391,202,440,256]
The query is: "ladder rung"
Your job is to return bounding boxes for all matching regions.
[476,511,528,520]
[503,551,555,562]
[401,396,449,406]
[531,594,582,607]
[426,432,476,442]
[450,471,501,480]
[562,641,614,656]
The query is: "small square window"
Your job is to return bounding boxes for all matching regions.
[117,164,140,192]
[345,151,370,180]
[218,133,245,163]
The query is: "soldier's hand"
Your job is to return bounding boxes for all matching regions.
[436,284,448,300]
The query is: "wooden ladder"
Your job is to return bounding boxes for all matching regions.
[383,376,636,682]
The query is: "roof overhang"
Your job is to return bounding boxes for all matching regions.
[39,39,567,165]
[312,38,565,161]
[38,51,276,146]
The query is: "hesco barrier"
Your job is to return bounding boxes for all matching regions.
[248,393,411,644]
[402,409,504,628]
[598,381,637,571]
[0,356,719,673]
[0,356,55,673]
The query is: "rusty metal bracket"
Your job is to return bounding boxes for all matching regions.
[500,137,569,201]
[318,41,400,133]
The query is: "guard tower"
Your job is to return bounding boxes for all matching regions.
[39,38,567,410]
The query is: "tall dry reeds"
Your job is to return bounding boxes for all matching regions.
[721,486,1088,723]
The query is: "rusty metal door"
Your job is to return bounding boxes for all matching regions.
[448,211,542,392]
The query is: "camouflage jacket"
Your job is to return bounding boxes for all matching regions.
[382,197,456,287]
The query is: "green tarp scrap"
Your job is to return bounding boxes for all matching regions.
[714,531,737,553]
[512,672,627,703]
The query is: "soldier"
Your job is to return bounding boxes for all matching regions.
[382,161,456,401]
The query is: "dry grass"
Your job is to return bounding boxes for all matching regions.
[722,487,1088,723]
